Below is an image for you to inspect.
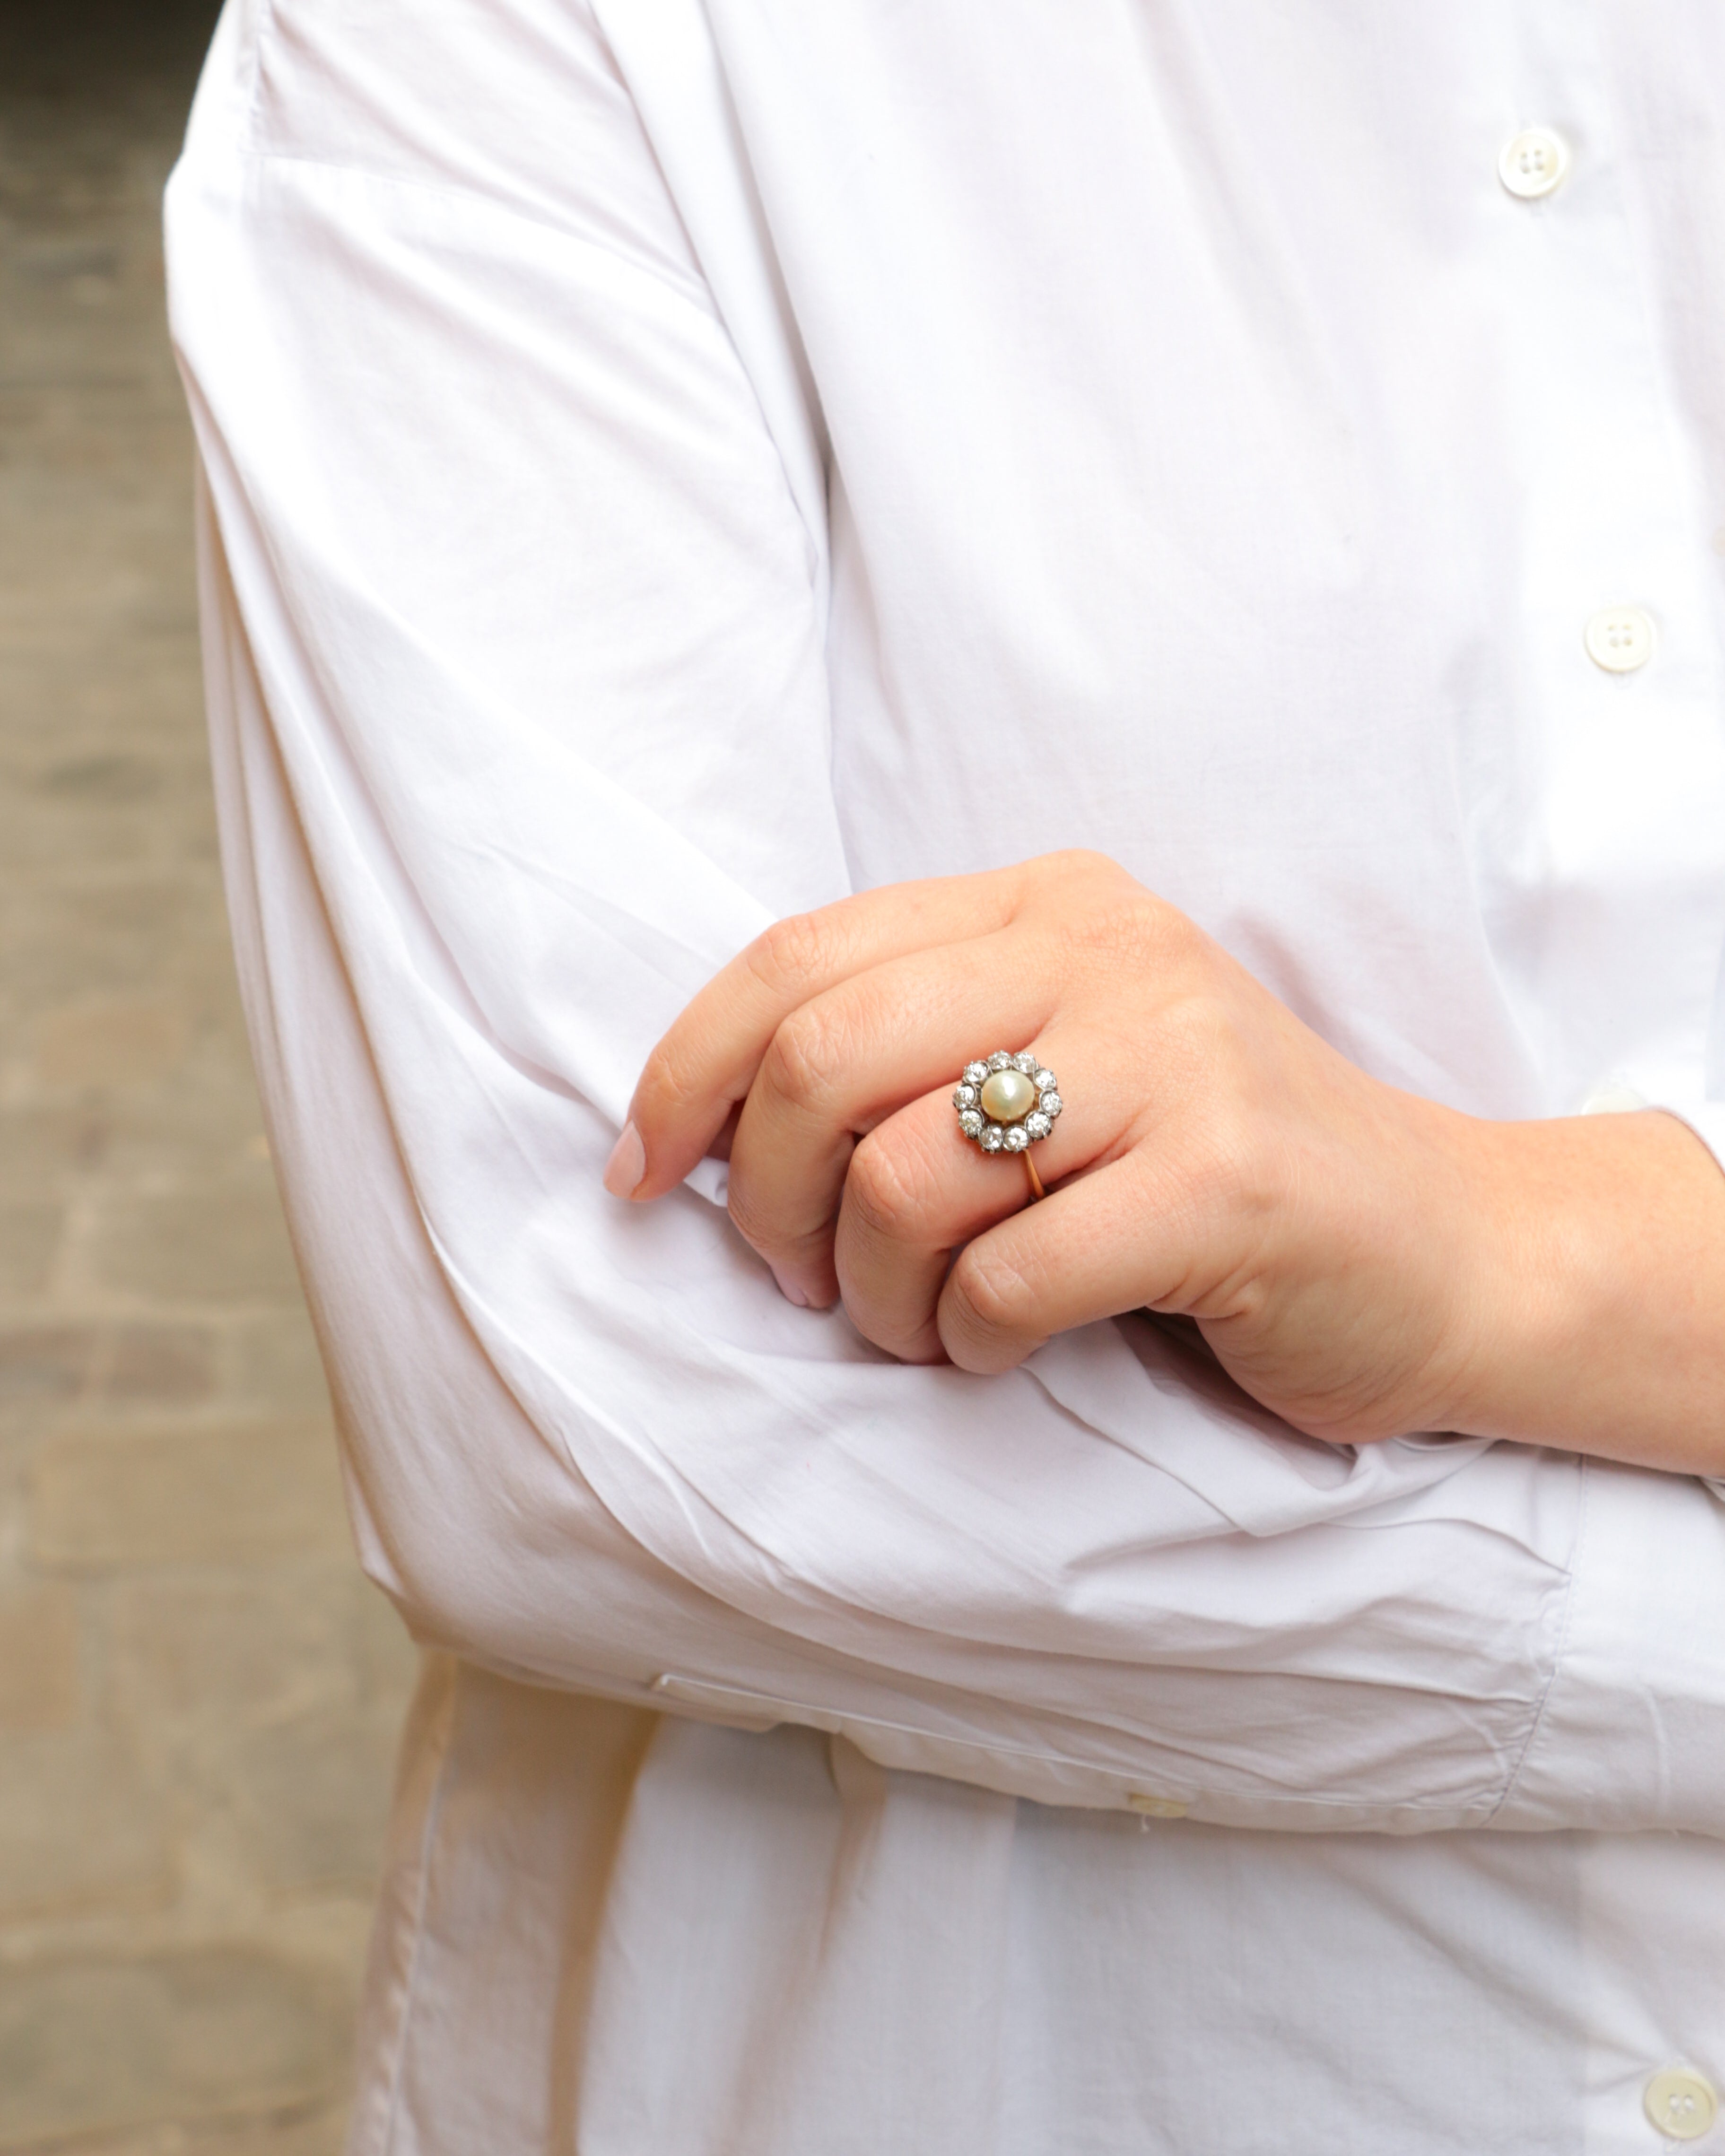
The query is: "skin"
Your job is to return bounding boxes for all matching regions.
[606,850,1725,1475]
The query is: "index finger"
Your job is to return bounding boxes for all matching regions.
[617,865,1031,1197]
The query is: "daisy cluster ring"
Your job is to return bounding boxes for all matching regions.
[952,1050,1063,1154]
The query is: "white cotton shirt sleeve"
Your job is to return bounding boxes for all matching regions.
[166,0,1725,1836]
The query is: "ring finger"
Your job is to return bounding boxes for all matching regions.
[834,1033,1131,1361]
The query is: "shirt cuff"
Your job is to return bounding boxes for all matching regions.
[1497,1454,1725,1833]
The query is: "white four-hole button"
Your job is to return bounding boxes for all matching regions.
[1645,2066,1719,2141]
[1586,607,1655,673]
[1500,127,1570,199]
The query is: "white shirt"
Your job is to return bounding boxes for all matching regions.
[166,0,1725,2147]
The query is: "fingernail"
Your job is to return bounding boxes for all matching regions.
[770,1266,809,1308]
[602,1121,646,1198]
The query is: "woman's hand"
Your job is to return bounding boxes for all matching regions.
[607,851,1725,1468]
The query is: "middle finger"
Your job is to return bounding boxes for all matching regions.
[836,1032,1132,1360]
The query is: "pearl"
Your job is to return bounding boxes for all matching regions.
[979,1069,1037,1123]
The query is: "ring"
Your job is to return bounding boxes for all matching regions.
[952,1050,1062,1201]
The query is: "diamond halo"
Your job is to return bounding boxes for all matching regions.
[953,1049,1062,1155]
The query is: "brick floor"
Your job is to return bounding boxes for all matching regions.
[0,7,417,2147]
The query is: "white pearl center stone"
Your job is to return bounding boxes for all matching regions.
[979,1069,1037,1122]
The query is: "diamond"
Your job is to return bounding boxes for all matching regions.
[1034,1068,1057,1093]
[1038,1090,1063,1119]
[978,1123,1005,1152]
[986,1051,1013,1071]
[1002,1123,1030,1151]
[963,1061,989,1087]
[958,1109,984,1139]
[1012,1051,1039,1075]
[1024,1111,1052,1140]
[953,1083,978,1110]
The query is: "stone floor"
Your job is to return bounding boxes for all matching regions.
[0,6,418,2147]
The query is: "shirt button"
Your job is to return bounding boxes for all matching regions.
[1581,1081,1648,1115]
[1499,127,1570,198]
[1644,2067,1719,2141]
[1585,606,1655,673]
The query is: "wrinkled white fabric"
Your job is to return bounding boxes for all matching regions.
[167,0,1725,2146]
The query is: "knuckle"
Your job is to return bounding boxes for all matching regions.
[723,1174,783,1257]
[1040,845,1125,887]
[746,910,837,999]
[631,1037,703,1128]
[844,1129,935,1241]
[946,1242,1034,1340]
[1044,836,1121,879]
[760,1002,850,1111]
[725,1157,845,1269]
[1055,890,1169,974]
[1151,1047,1276,1228]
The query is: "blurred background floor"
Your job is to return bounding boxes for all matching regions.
[0,4,418,2147]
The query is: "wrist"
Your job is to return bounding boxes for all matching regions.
[1435,1109,1725,1468]
[1431,1112,1590,1443]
